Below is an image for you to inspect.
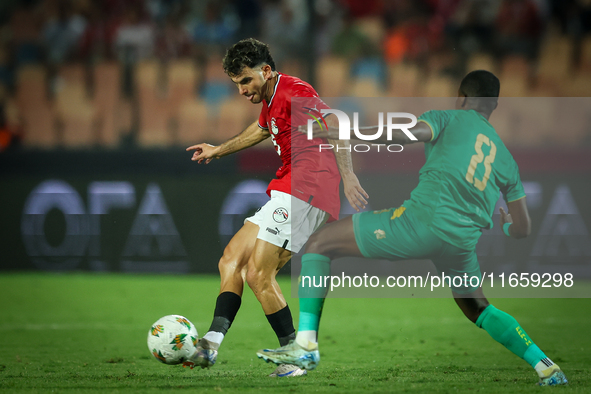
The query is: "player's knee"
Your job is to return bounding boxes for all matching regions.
[217,258,230,278]
[218,247,241,276]
[217,251,232,272]
[245,266,270,291]
[304,229,332,256]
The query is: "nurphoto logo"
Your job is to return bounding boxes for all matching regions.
[305,108,418,153]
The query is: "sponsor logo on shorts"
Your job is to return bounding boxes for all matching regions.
[266,227,281,235]
[272,208,289,223]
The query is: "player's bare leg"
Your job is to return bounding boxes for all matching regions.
[218,221,260,296]
[257,217,363,370]
[245,239,308,376]
[454,287,567,385]
[304,216,363,259]
[185,222,258,369]
[245,238,292,314]
[452,287,489,323]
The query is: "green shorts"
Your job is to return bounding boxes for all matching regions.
[352,206,481,294]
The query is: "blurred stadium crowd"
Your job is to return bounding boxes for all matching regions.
[0,0,590,151]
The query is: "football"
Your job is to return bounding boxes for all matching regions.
[147,315,198,365]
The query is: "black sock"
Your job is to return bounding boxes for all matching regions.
[208,292,242,335]
[266,305,296,346]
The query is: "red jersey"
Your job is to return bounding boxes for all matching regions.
[257,73,341,221]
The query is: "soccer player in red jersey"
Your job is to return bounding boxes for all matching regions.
[184,38,368,377]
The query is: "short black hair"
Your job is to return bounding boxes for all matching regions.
[222,38,276,77]
[459,70,500,98]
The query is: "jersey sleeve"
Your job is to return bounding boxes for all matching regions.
[258,104,269,129]
[501,163,526,203]
[291,85,331,129]
[418,110,453,143]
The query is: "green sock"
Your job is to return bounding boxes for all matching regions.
[476,305,548,368]
[298,253,331,332]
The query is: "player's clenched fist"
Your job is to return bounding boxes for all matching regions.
[186,143,219,164]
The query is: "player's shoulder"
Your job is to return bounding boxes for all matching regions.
[278,72,319,97]
[433,109,491,126]
[418,109,458,129]
[420,108,458,119]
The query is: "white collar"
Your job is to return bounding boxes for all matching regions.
[267,73,281,107]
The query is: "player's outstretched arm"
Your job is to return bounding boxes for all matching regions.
[186,121,270,164]
[325,116,369,212]
[499,197,531,239]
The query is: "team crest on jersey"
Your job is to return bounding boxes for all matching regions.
[374,229,386,240]
[272,208,289,223]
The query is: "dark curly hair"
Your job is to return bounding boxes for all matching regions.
[459,70,500,98]
[222,38,276,77]
[459,70,500,114]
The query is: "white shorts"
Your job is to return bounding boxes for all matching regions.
[245,190,329,253]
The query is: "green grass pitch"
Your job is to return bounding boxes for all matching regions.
[1,273,589,393]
